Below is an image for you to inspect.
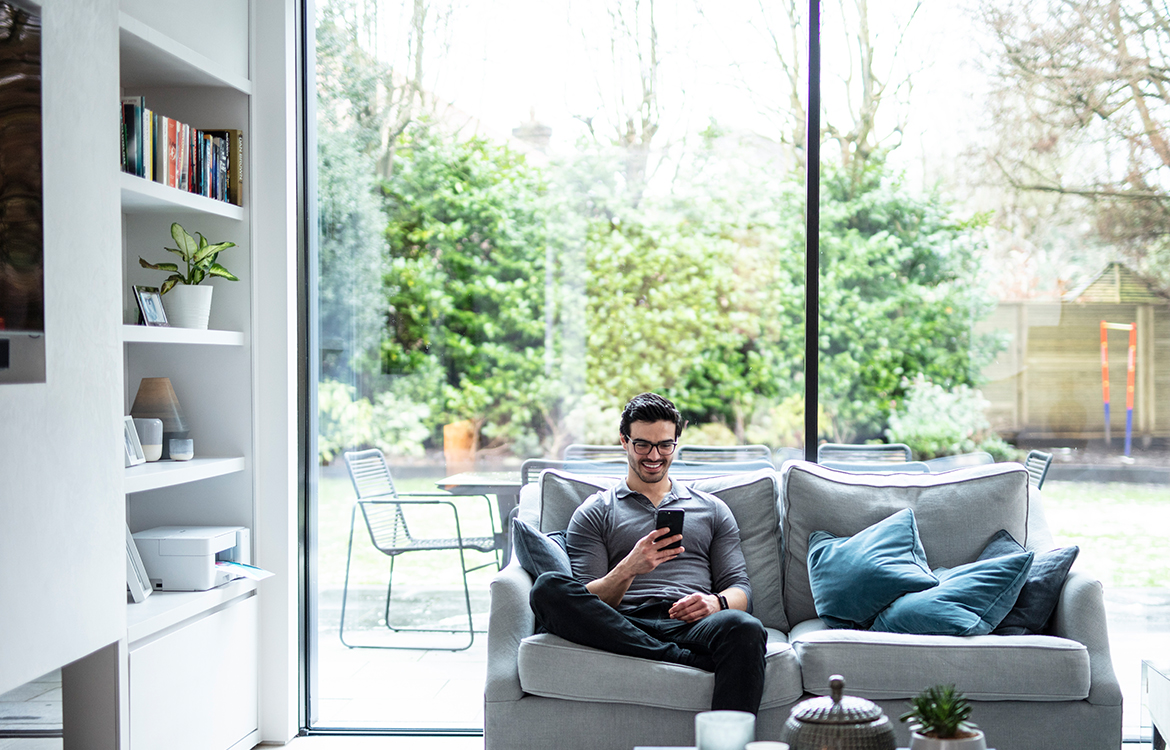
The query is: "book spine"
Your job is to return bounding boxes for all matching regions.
[230,130,243,206]
[119,105,127,174]
[143,108,153,181]
[168,118,178,188]
[154,114,167,184]
[136,104,144,177]
[120,100,138,176]
[203,133,212,198]
[182,123,190,192]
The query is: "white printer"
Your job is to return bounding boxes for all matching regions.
[132,526,250,591]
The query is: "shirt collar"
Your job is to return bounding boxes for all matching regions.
[615,478,692,506]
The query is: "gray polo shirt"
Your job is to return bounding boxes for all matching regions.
[565,479,752,613]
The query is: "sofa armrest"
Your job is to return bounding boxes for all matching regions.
[486,560,535,703]
[1050,570,1122,706]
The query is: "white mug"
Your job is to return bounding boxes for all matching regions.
[695,710,755,750]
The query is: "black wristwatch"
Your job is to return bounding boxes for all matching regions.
[717,594,729,611]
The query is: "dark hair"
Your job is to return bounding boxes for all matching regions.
[620,392,683,439]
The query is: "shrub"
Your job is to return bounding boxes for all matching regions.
[885,375,1014,460]
[318,380,431,464]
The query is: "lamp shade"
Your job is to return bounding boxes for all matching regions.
[130,377,189,435]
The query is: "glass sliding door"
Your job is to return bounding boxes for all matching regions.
[817,0,1170,741]
[306,0,809,731]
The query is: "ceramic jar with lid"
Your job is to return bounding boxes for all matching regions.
[778,675,897,750]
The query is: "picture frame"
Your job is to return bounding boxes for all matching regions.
[133,285,168,327]
[126,524,152,603]
[123,415,145,467]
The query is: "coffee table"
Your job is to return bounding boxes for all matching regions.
[1144,659,1170,749]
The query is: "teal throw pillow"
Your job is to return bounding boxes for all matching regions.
[807,508,939,629]
[977,529,1079,635]
[870,549,1034,636]
[512,518,571,578]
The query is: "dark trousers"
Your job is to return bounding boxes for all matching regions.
[529,572,767,713]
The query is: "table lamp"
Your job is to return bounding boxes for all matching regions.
[130,377,189,459]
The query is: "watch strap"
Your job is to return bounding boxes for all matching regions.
[717,593,729,611]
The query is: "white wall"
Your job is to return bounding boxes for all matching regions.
[0,0,124,696]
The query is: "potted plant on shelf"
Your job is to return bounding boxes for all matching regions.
[900,684,987,750]
[139,222,237,330]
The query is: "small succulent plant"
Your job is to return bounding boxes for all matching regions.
[900,684,978,739]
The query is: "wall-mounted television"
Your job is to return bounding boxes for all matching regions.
[0,0,43,384]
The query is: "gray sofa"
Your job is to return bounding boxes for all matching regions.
[485,461,1122,750]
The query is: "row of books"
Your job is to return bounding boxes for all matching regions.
[120,95,243,207]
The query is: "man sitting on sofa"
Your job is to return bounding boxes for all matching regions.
[529,392,767,713]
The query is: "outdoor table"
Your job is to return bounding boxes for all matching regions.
[438,470,522,563]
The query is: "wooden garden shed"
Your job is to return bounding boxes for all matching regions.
[977,263,1170,443]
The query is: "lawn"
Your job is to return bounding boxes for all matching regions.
[1040,481,1170,588]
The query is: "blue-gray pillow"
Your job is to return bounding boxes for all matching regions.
[807,508,939,629]
[977,529,1079,635]
[512,517,571,578]
[871,550,1034,635]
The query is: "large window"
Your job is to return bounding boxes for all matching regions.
[307,0,1168,739]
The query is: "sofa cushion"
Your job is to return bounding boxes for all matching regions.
[512,518,571,578]
[977,529,1080,635]
[690,469,786,632]
[538,470,619,533]
[808,508,938,630]
[780,462,1030,627]
[789,619,1091,701]
[871,551,1033,635]
[517,628,802,710]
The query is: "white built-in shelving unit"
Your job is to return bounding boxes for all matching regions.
[118,4,258,749]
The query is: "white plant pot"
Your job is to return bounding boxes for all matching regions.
[909,729,987,750]
[163,285,214,329]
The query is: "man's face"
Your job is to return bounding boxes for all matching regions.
[621,420,677,485]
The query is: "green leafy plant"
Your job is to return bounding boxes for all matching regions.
[900,684,978,739]
[139,222,238,294]
[886,375,1020,461]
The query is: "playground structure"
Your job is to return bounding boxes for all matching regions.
[1100,321,1137,456]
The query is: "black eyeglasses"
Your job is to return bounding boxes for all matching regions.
[625,438,677,456]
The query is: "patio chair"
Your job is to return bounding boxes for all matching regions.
[923,451,995,472]
[677,444,774,465]
[817,442,913,464]
[340,449,499,651]
[563,443,628,461]
[774,446,804,465]
[820,460,930,473]
[520,458,565,484]
[1025,450,1054,489]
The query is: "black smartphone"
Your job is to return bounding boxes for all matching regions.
[655,509,685,550]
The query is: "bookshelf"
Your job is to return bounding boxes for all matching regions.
[119,5,258,750]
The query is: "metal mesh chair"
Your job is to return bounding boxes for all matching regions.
[340,449,499,651]
[677,444,774,465]
[923,452,995,472]
[820,460,930,473]
[1025,450,1054,489]
[817,442,913,463]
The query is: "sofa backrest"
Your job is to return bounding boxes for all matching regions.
[689,470,786,631]
[533,467,788,631]
[779,461,1031,628]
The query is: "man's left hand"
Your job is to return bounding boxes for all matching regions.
[668,593,719,623]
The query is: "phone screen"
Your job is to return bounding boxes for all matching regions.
[655,509,684,550]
